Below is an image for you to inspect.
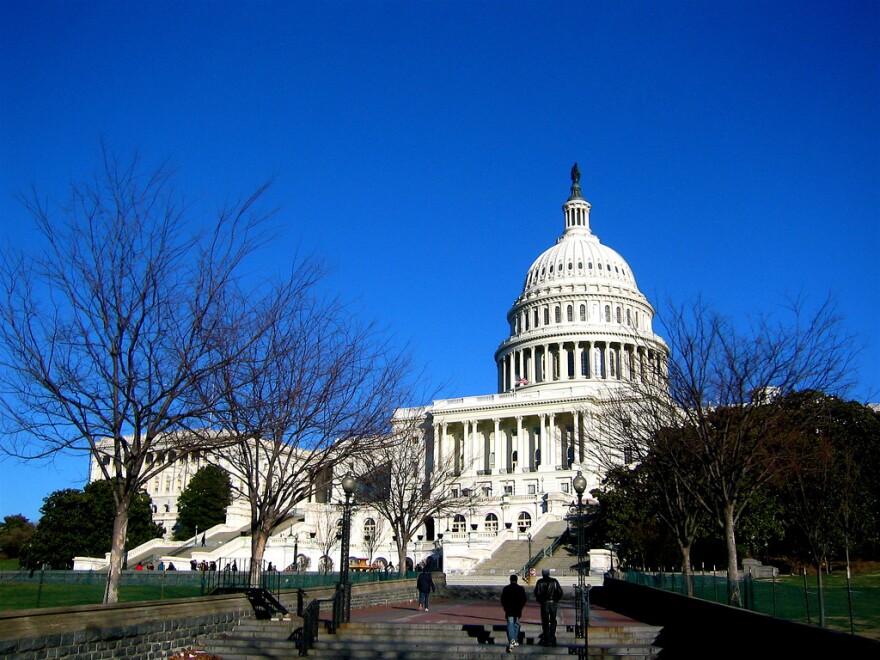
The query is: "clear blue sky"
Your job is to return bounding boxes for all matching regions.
[1,0,877,522]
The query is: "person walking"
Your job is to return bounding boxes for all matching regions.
[416,567,435,612]
[533,568,563,646]
[501,574,527,652]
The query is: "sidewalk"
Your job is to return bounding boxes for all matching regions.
[348,597,643,629]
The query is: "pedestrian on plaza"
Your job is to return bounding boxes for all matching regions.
[416,567,435,612]
[501,574,527,652]
[157,560,165,571]
[533,568,563,646]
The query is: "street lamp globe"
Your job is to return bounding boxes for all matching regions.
[572,471,587,496]
[342,474,356,495]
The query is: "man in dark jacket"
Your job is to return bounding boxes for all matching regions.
[533,568,563,646]
[500,574,527,651]
[416,567,435,611]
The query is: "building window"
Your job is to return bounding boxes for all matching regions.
[561,482,570,494]
[626,309,631,325]
[580,305,586,322]
[616,307,621,323]
[517,512,532,533]
[604,306,611,322]
[544,308,549,325]
[528,484,536,495]
[364,518,376,539]
[451,487,460,498]
[452,515,466,532]
[525,314,529,331]
[555,307,561,323]
[567,305,573,322]
[624,446,634,464]
[485,513,498,533]
[534,310,539,327]
[504,484,514,495]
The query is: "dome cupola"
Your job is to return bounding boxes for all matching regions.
[494,164,668,393]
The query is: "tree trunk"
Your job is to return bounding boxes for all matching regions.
[816,559,826,627]
[250,526,270,587]
[103,497,131,604]
[723,504,741,607]
[398,539,408,578]
[679,543,694,597]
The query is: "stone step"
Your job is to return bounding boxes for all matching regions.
[201,615,660,660]
[307,641,657,659]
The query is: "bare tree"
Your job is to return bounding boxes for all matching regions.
[590,385,707,595]
[314,506,340,575]
[206,274,411,585]
[361,513,386,566]
[592,296,856,605]
[0,150,273,602]
[357,407,463,577]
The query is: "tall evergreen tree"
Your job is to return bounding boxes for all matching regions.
[173,465,232,540]
[19,481,163,569]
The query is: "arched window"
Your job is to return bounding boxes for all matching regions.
[626,309,631,325]
[580,305,586,322]
[567,305,573,322]
[555,307,561,323]
[485,513,499,533]
[604,306,611,322]
[581,350,589,377]
[534,310,539,327]
[452,514,466,533]
[364,518,376,539]
[525,313,530,331]
[544,308,549,325]
[616,307,621,323]
[610,351,617,378]
[517,512,532,533]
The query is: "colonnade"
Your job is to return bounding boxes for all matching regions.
[432,409,589,478]
[497,340,663,393]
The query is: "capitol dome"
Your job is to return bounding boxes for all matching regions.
[494,164,667,393]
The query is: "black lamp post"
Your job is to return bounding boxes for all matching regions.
[527,532,532,563]
[572,471,590,650]
[337,474,356,625]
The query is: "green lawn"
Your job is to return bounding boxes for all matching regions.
[767,572,880,639]
[0,581,205,610]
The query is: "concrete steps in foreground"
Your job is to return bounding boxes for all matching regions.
[200,617,660,659]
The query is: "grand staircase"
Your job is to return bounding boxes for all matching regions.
[471,521,569,576]
[198,616,661,659]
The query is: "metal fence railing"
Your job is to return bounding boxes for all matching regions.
[620,569,877,636]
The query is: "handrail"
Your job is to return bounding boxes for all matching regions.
[520,529,569,580]
[294,584,347,656]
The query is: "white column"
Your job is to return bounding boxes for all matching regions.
[493,418,502,473]
[515,416,523,472]
[548,413,557,468]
